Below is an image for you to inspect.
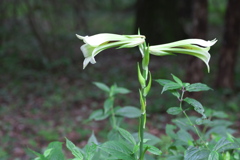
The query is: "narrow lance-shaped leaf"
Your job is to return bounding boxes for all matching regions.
[99,141,135,160]
[213,137,240,152]
[170,90,180,99]
[117,127,136,145]
[184,146,210,160]
[93,82,110,92]
[114,87,131,95]
[167,107,182,115]
[161,82,182,94]
[143,144,162,155]
[171,74,183,86]
[184,97,206,118]
[208,151,219,160]
[137,63,146,88]
[143,72,152,96]
[65,138,83,160]
[155,79,174,86]
[87,132,99,145]
[115,106,141,118]
[186,83,212,92]
[46,142,65,160]
[103,97,114,114]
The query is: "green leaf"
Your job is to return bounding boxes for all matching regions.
[195,118,204,125]
[85,143,97,160]
[143,72,152,96]
[155,79,174,86]
[138,63,146,88]
[166,155,184,160]
[171,74,183,86]
[143,144,162,155]
[177,129,193,144]
[45,142,64,160]
[89,109,109,121]
[65,138,83,160]
[103,97,114,114]
[186,83,212,92]
[170,90,180,98]
[208,151,219,160]
[132,132,161,146]
[114,87,131,94]
[29,149,47,160]
[213,137,240,152]
[184,97,206,118]
[87,132,98,145]
[43,149,53,157]
[115,106,141,118]
[184,146,210,160]
[183,83,190,87]
[108,129,122,141]
[167,107,182,115]
[117,127,136,145]
[162,82,182,93]
[166,124,177,139]
[99,141,135,160]
[93,82,110,92]
[212,111,228,118]
[205,126,235,138]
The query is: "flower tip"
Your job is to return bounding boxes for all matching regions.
[207,66,210,73]
[76,34,84,40]
[209,39,217,45]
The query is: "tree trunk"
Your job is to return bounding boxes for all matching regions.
[215,0,240,89]
[186,0,208,84]
[134,0,189,45]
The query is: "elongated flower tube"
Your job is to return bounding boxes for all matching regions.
[149,39,217,72]
[76,33,145,69]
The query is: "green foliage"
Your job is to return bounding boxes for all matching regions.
[66,138,84,160]
[156,74,240,159]
[30,142,64,160]
[30,68,240,160]
[115,106,141,118]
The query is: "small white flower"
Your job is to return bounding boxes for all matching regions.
[76,33,145,69]
[149,39,217,72]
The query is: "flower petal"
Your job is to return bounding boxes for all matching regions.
[149,39,216,72]
[76,34,85,40]
[83,33,128,47]
[160,48,211,72]
[80,44,95,58]
[150,39,217,49]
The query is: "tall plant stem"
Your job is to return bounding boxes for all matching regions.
[139,112,145,160]
[138,42,150,160]
[110,97,116,129]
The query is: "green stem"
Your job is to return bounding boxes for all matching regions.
[110,97,116,129]
[179,88,208,148]
[139,113,145,160]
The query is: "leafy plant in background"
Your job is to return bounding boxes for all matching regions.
[30,32,240,160]
[156,74,240,159]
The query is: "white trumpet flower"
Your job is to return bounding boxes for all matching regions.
[76,33,145,69]
[149,39,217,72]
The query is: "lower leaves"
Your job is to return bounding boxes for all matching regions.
[31,78,240,160]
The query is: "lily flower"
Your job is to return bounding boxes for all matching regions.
[76,33,145,69]
[149,39,217,72]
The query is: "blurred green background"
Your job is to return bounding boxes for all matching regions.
[0,0,240,159]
